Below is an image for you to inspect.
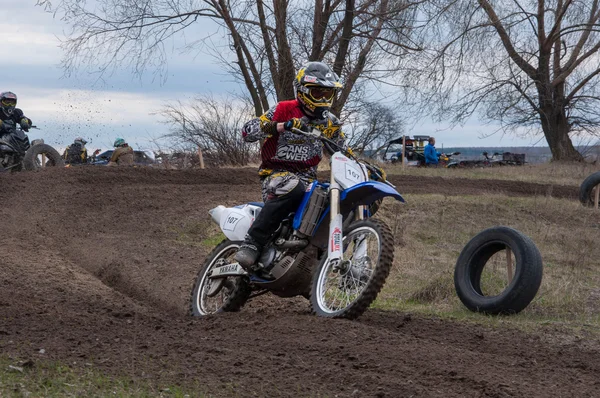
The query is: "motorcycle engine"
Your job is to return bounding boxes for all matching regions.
[258,246,280,270]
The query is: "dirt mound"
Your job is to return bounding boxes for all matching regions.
[0,167,595,397]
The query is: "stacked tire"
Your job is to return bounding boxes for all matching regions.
[454,226,543,315]
[579,171,600,207]
[23,144,65,170]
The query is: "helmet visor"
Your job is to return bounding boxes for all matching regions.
[1,98,16,107]
[308,87,336,101]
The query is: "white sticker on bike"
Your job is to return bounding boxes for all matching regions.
[222,213,245,231]
[344,164,362,184]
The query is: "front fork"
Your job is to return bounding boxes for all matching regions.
[328,179,344,266]
[327,164,368,267]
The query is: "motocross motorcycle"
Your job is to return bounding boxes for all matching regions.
[0,121,64,171]
[190,128,404,319]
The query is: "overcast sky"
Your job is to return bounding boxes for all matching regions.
[3,1,575,151]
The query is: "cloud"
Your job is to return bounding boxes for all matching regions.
[3,15,63,66]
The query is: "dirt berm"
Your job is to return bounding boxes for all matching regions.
[0,167,594,397]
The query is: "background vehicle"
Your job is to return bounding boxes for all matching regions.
[190,128,404,320]
[449,151,527,168]
[91,150,156,165]
[378,136,459,167]
[379,135,430,166]
[0,124,64,171]
[439,152,461,167]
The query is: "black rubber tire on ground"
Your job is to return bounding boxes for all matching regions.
[454,226,543,315]
[189,239,251,316]
[579,171,600,207]
[23,144,65,170]
[310,218,395,320]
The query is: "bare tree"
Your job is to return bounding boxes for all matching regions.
[345,102,404,154]
[39,0,421,117]
[159,95,258,166]
[405,0,600,161]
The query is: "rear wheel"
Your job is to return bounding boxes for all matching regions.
[23,144,65,170]
[310,219,394,319]
[190,240,251,316]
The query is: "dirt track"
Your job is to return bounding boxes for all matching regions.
[0,167,595,397]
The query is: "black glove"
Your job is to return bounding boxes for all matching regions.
[283,118,309,133]
[20,118,30,132]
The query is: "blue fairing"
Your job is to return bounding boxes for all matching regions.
[256,180,402,235]
[293,182,320,230]
[310,181,404,236]
[340,181,405,205]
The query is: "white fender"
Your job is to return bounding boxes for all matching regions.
[209,204,262,241]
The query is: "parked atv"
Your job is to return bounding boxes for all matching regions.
[440,152,461,167]
[0,124,64,171]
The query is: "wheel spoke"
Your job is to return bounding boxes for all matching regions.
[197,245,238,315]
[316,226,381,314]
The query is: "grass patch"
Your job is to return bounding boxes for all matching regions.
[0,356,198,398]
[170,219,225,248]
[385,161,598,186]
[376,192,600,331]
[407,272,455,303]
[201,232,227,248]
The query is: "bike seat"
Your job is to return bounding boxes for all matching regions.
[248,201,264,207]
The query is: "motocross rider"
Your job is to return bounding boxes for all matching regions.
[0,92,32,134]
[108,138,134,166]
[63,137,89,164]
[235,61,365,272]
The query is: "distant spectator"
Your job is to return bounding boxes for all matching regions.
[0,91,32,133]
[107,138,134,166]
[63,137,89,164]
[424,137,441,166]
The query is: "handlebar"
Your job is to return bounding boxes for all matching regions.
[291,127,396,188]
[291,127,351,158]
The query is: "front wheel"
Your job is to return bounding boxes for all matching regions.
[23,144,65,170]
[190,239,251,316]
[310,218,395,319]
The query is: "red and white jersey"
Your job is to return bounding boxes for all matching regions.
[242,99,351,180]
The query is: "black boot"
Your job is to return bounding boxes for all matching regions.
[234,237,263,272]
